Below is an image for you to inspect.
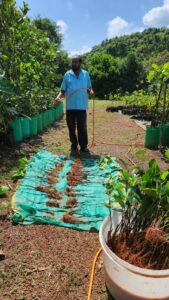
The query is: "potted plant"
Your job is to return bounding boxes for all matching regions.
[99,156,169,300]
[145,62,169,149]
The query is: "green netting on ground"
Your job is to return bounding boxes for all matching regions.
[12,150,121,231]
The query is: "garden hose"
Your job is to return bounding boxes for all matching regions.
[89,98,144,148]
[67,87,87,100]
[89,98,143,167]
[87,247,102,300]
[87,101,138,299]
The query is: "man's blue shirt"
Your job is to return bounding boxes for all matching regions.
[61,69,92,110]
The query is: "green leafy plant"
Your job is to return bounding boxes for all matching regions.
[12,157,30,181]
[101,155,169,228]
[0,186,10,214]
[0,185,10,197]
[101,155,169,269]
[147,62,169,124]
[0,201,9,212]
[0,0,69,118]
[135,149,146,162]
[165,150,169,161]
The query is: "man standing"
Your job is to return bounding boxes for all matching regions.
[54,55,94,153]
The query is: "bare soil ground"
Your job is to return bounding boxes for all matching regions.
[0,103,168,300]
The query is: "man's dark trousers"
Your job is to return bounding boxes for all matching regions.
[66,110,88,150]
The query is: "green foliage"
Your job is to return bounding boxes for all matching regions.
[99,155,120,170]
[0,76,18,132]
[0,201,9,211]
[114,89,156,108]
[119,52,144,92]
[84,28,169,98]
[87,52,120,98]
[100,156,169,226]
[0,185,10,197]
[146,50,169,73]
[147,62,169,120]
[165,150,169,161]
[12,156,30,181]
[135,149,146,162]
[85,51,144,98]
[147,62,169,84]
[0,0,69,117]
[33,16,62,45]
[88,28,169,61]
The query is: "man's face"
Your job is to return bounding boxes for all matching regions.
[72,58,81,71]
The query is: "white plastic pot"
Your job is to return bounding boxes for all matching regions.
[99,211,169,300]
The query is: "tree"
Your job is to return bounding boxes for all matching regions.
[119,52,144,92]
[87,52,120,98]
[33,17,62,45]
[0,0,69,115]
[84,27,169,98]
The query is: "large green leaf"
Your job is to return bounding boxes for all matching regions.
[0,80,15,94]
[135,149,146,162]
[165,150,169,160]
[161,171,169,181]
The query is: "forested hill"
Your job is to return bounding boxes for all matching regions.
[86,28,169,64]
[83,28,169,98]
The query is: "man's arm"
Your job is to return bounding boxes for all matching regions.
[53,72,67,106]
[87,72,94,95]
[53,90,65,106]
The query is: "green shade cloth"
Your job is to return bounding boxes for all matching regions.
[12,151,120,231]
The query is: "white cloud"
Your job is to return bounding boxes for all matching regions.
[164,0,169,5]
[68,45,92,58]
[107,16,143,38]
[57,20,68,34]
[81,45,92,54]
[68,51,79,58]
[143,0,169,27]
[107,17,128,38]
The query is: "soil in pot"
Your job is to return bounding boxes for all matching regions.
[108,224,169,270]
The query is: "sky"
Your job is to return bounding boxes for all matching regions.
[16,0,169,56]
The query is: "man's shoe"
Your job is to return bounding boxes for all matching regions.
[70,147,79,155]
[80,148,90,154]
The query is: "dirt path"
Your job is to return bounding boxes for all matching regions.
[41,107,167,169]
[0,106,168,300]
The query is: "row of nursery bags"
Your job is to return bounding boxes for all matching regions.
[10,103,64,143]
[145,123,169,149]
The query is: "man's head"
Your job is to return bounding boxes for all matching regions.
[71,55,82,72]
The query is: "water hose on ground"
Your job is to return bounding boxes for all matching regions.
[89,98,144,148]
[87,247,102,300]
[87,99,139,300]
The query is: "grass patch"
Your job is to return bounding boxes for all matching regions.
[63,268,82,293]
[98,286,115,300]
[89,99,125,108]
[89,99,112,108]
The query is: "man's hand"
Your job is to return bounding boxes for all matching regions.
[53,96,62,106]
[53,91,65,106]
[88,88,94,96]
